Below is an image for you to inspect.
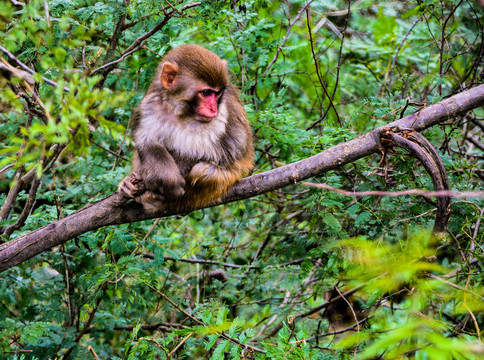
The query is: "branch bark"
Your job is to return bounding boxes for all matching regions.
[0,85,483,272]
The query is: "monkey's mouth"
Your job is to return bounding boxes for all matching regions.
[196,115,215,123]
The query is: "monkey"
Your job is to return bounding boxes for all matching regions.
[118,44,254,211]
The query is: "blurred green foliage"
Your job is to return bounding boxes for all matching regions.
[0,0,483,359]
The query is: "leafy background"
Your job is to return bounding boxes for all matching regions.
[0,0,483,359]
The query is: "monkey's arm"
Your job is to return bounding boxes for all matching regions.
[119,145,185,204]
[186,147,254,207]
[137,144,186,197]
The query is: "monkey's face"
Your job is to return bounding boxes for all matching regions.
[159,51,229,125]
[194,87,225,122]
[165,74,226,124]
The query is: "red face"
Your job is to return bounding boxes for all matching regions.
[196,88,224,122]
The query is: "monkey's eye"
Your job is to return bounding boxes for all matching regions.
[200,89,214,97]
[200,88,225,97]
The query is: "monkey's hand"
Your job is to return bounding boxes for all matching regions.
[118,172,146,198]
[119,173,171,210]
[133,171,185,211]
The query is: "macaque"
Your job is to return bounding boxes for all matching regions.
[118,44,254,210]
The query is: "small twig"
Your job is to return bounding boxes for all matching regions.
[145,283,204,325]
[470,207,484,254]
[0,164,14,177]
[88,345,99,360]
[89,138,130,162]
[141,45,164,57]
[335,286,360,332]
[145,282,266,354]
[168,332,193,357]
[2,175,41,237]
[391,208,436,227]
[306,317,369,341]
[388,14,423,92]
[462,303,481,342]
[439,0,464,95]
[90,43,145,75]
[427,273,484,301]
[296,283,368,319]
[7,0,24,6]
[466,134,484,152]
[62,284,107,360]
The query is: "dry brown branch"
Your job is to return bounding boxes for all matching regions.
[0,84,483,272]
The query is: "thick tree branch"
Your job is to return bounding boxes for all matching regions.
[0,85,483,272]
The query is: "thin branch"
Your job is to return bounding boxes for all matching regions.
[43,1,50,27]
[427,273,484,301]
[2,176,42,237]
[89,138,130,162]
[439,0,465,96]
[307,317,369,341]
[306,6,341,126]
[90,43,145,75]
[0,164,14,177]
[302,182,484,199]
[388,14,423,92]
[466,134,484,151]
[262,1,315,77]
[295,283,367,319]
[335,286,360,332]
[90,2,201,75]
[105,0,130,60]
[168,332,193,357]
[158,256,308,269]
[0,45,70,91]
[145,283,203,324]
[306,1,351,131]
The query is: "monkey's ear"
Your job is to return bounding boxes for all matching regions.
[161,62,179,89]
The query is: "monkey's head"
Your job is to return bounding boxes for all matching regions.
[158,44,230,123]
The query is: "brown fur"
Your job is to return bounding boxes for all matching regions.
[118,45,254,210]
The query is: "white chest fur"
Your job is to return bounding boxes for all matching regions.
[135,103,228,162]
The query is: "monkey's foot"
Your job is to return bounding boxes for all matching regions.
[118,173,145,198]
